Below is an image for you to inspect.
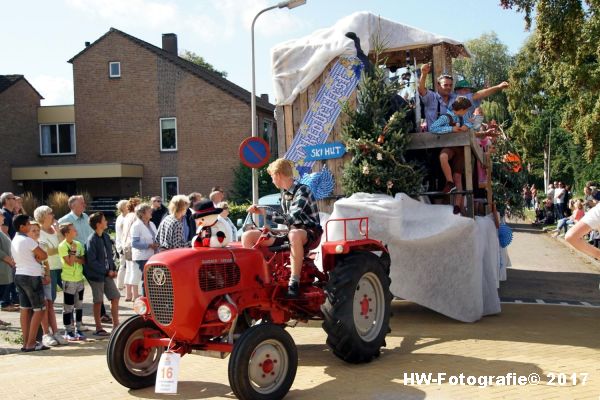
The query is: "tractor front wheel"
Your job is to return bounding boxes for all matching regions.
[107,315,165,389]
[228,323,298,400]
[322,251,392,363]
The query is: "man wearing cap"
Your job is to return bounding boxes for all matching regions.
[418,62,509,130]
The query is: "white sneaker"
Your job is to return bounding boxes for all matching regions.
[53,333,68,345]
[42,334,59,347]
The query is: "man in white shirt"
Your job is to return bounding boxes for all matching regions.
[566,203,600,260]
[11,215,49,351]
[553,182,566,220]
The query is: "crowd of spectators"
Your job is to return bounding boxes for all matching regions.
[0,186,236,351]
[531,181,600,245]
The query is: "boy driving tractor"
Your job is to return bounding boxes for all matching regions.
[242,158,322,297]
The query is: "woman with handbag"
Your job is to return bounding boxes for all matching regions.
[129,203,158,298]
[114,200,129,291]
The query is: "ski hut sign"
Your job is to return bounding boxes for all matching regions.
[272,11,470,211]
[304,142,346,162]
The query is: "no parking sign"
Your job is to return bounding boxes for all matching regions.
[239,137,270,168]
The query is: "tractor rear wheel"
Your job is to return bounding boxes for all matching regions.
[322,251,392,363]
[107,315,165,389]
[228,323,298,400]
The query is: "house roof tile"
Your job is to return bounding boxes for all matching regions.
[69,28,274,113]
[0,74,44,99]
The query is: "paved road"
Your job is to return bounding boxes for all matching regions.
[500,222,600,305]
[1,224,599,400]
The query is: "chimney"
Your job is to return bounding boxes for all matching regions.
[85,41,91,47]
[162,33,178,56]
[260,94,269,102]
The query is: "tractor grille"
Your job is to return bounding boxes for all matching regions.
[145,264,174,325]
[198,262,241,292]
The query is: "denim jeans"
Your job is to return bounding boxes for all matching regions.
[1,278,19,307]
[50,269,63,302]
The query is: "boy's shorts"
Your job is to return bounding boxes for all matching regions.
[271,225,323,251]
[14,275,46,311]
[89,276,121,303]
[63,280,85,296]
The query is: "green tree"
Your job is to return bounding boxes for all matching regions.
[453,32,514,123]
[180,50,228,78]
[490,134,528,217]
[229,163,278,204]
[501,0,600,159]
[341,51,424,195]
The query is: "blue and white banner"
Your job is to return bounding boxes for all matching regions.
[285,56,362,177]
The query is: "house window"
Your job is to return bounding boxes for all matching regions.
[160,117,177,151]
[109,61,121,78]
[161,177,179,201]
[40,124,76,155]
[263,119,273,139]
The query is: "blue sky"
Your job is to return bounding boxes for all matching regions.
[3,0,531,105]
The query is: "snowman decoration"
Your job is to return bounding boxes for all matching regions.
[192,199,231,248]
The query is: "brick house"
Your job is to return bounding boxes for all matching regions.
[0,75,43,193]
[8,28,275,202]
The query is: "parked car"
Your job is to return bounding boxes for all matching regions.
[236,193,282,239]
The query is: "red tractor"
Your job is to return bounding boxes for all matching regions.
[107,216,392,400]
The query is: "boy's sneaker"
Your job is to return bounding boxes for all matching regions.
[53,333,69,345]
[42,334,58,347]
[286,281,300,298]
[442,181,457,194]
[64,331,78,342]
[75,330,87,341]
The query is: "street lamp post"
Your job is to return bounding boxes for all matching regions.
[547,117,552,193]
[250,0,306,205]
[531,109,552,193]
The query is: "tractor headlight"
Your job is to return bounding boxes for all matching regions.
[133,297,148,315]
[217,304,234,323]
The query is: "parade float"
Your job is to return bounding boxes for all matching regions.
[272,12,507,322]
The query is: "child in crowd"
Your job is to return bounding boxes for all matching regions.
[429,96,474,214]
[28,221,65,347]
[11,215,49,351]
[471,107,501,215]
[58,222,86,341]
[553,199,585,237]
[85,212,120,336]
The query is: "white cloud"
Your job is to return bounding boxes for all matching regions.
[65,0,178,29]
[30,75,74,106]
[210,0,307,37]
[64,0,306,45]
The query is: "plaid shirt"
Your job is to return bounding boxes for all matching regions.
[272,182,320,228]
[429,109,474,134]
[155,214,189,250]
